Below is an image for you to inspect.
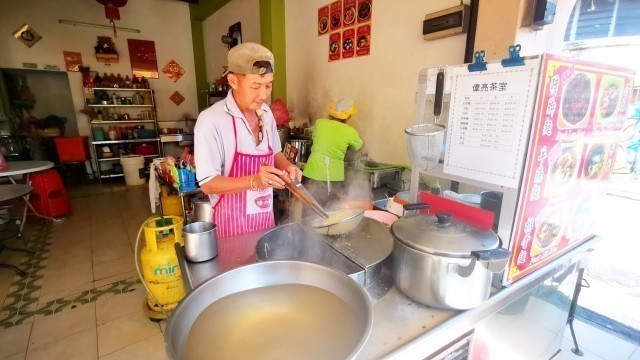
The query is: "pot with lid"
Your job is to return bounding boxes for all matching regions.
[390,212,510,310]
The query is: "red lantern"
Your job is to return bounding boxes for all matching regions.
[96,0,128,37]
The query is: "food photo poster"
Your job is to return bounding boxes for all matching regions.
[322,0,372,61]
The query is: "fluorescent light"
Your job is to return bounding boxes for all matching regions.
[58,19,141,34]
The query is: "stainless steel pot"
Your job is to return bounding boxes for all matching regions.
[288,139,312,163]
[165,261,372,359]
[183,222,218,262]
[391,212,510,310]
[192,197,212,222]
[277,126,290,146]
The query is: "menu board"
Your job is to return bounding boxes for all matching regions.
[505,54,635,284]
[444,60,541,188]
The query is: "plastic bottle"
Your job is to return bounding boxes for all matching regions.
[97,109,103,120]
[431,180,442,196]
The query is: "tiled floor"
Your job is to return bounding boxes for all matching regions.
[0,182,637,359]
[0,183,168,360]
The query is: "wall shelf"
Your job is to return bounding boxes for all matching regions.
[97,154,159,162]
[87,104,154,108]
[90,120,156,124]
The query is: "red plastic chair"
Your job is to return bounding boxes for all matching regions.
[53,137,90,184]
[29,170,71,217]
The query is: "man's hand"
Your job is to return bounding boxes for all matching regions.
[255,165,286,189]
[284,163,302,182]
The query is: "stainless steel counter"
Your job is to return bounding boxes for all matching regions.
[175,225,593,359]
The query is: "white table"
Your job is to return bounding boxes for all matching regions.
[0,184,33,202]
[0,161,63,234]
[0,184,35,276]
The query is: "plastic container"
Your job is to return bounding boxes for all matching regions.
[160,186,183,216]
[120,155,146,186]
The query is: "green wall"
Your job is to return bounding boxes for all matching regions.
[259,0,286,102]
[189,0,287,108]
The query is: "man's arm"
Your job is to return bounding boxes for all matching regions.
[201,165,287,195]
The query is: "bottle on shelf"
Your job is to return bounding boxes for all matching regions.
[94,73,102,88]
[111,92,117,105]
[133,92,142,105]
[132,75,140,89]
[124,75,132,88]
[97,109,103,121]
[141,76,150,89]
[116,73,125,88]
[143,92,152,105]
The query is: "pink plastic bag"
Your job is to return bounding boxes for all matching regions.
[270,98,290,126]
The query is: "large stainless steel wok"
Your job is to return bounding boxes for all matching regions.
[165,261,372,360]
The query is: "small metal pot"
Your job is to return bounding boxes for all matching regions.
[391,212,509,310]
[183,222,218,262]
[192,197,213,223]
[287,139,312,163]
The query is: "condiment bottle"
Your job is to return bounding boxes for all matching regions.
[111,93,117,105]
[97,109,103,121]
[124,75,132,88]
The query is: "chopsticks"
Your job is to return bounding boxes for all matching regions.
[261,163,328,219]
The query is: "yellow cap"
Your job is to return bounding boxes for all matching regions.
[329,98,358,120]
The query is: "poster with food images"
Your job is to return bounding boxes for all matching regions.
[343,0,357,27]
[505,54,635,285]
[355,24,371,57]
[328,32,341,62]
[357,0,372,23]
[329,1,343,32]
[318,5,330,36]
[341,28,355,59]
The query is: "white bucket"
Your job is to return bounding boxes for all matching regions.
[120,155,146,186]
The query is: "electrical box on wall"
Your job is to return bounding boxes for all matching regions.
[423,5,470,41]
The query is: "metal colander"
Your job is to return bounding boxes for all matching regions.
[405,124,446,171]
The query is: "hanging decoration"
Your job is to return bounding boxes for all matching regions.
[128,39,159,79]
[170,91,185,106]
[162,60,186,83]
[13,24,43,48]
[95,0,128,38]
[63,51,83,72]
[95,36,119,64]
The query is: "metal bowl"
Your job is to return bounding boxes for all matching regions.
[165,261,372,360]
[308,208,365,236]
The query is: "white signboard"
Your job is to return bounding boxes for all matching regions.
[443,59,541,188]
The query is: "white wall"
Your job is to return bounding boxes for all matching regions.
[202,0,261,83]
[285,0,467,164]
[0,0,198,137]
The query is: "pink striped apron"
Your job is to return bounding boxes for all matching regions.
[213,115,275,238]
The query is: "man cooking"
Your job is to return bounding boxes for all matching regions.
[195,43,301,238]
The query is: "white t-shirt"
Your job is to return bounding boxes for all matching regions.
[194,91,282,205]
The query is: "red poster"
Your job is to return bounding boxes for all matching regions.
[357,0,372,23]
[505,55,635,284]
[62,51,83,72]
[341,28,355,59]
[355,24,371,57]
[329,1,343,32]
[318,5,330,36]
[328,32,341,62]
[127,39,159,79]
[343,0,357,27]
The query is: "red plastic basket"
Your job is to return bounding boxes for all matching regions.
[54,137,88,163]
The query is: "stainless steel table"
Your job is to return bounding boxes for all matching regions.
[0,161,64,234]
[175,226,593,359]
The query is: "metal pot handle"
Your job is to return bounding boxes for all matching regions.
[470,248,510,273]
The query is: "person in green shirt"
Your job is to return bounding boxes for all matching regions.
[302,98,363,207]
